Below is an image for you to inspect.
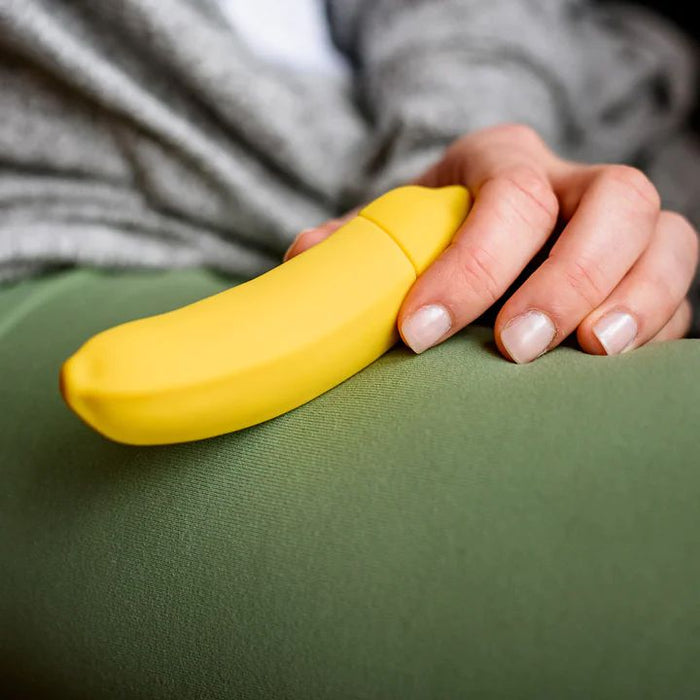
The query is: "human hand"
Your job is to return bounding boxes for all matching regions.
[285,124,699,363]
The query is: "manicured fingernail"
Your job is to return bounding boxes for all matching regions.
[501,310,556,364]
[284,229,313,261]
[401,304,452,354]
[593,311,637,355]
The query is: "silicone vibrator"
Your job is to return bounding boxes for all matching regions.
[60,185,471,445]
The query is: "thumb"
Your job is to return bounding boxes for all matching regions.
[283,210,358,261]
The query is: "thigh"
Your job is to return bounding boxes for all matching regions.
[1,269,699,699]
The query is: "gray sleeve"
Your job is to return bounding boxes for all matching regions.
[0,0,366,280]
[327,0,700,336]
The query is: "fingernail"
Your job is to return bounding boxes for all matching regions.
[284,229,313,261]
[401,304,452,354]
[593,311,637,355]
[501,310,556,364]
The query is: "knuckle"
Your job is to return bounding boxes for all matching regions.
[596,165,661,214]
[452,124,550,162]
[453,245,502,305]
[450,131,480,158]
[492,123,544,149]
[487,166,559,231]
[556,256,608,307]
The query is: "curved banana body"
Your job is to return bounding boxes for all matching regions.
[60,186,470,445]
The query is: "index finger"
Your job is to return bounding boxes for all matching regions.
[399,142,562,353]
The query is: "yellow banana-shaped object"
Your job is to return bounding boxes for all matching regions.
[60,185,471,445]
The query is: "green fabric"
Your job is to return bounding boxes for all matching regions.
[1,268,699,699]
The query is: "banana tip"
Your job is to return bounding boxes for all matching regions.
[59,355,82,414]
[58,362,67,400]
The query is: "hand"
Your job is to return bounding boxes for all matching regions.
[285,124,699,363]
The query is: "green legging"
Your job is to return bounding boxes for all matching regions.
[1,268,699,699]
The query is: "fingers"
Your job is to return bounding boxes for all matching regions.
[399,125,566,353]
[494,166,661,363]
[283,211,357,261]
[283,225,334,261]
[399,164,559,352]
[416,124,563,189]
[285,123,697,365]
[576,211,699,353]
[289,124,567,359]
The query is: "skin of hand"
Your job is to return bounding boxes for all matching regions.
[284,124,699,363]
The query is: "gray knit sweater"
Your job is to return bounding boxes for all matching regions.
[0,0,698,331]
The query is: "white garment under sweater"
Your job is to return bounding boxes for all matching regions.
[215,0,349,76]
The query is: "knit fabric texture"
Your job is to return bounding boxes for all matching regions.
[0,0,698,330]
